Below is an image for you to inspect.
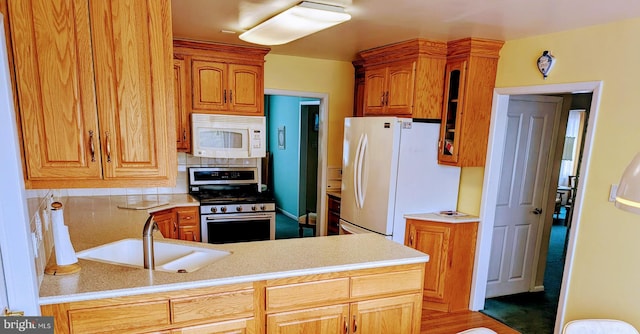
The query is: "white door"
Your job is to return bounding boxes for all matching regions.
[486,95,562,298]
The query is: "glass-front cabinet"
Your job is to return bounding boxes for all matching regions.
[439,60,466,165]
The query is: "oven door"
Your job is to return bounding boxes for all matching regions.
[201,212,275,244]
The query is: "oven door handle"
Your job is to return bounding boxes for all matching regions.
[205,214,273,221]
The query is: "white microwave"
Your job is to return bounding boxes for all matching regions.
[191,114,266,158]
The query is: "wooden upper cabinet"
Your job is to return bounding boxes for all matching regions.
[174,58,190,151]
[363,62,415,116]
[8,0,102,181]
[438,38,504,167]
[174,40,269,117]
[356,39,447,119]
[8,0,176,188]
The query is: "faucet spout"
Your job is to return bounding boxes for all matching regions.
[143,215,158,270]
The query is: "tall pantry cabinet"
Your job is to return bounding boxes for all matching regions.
[6,0,176,188]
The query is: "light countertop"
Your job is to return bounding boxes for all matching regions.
[39,195,428,305]
[404,212,480,223]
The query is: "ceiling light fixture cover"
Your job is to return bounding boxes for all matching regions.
[615,152,640,214]
[239,1,351,46]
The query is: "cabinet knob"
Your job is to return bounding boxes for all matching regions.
[105,131,111,163]
[89,130,96,162]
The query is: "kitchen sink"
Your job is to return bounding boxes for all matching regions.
[76,238,230,273]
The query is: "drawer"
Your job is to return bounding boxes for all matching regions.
[176,207,198,226]
[266,278,350,312]
[351,269,423,299]
[171,289,254,324]
[69,300,170,333]
[328,196,341,212]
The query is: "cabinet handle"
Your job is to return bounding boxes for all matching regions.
[105,131,111,162]
[344,316,348,334]
[229,90,233,103]
[223,89,227,103]
[352,315,357,333]
[89,130,95,162]
[385,91,389,106]
[173,221,177,232]
[410,233,414,247]
[380,92,385,106]
[182,129,187,142]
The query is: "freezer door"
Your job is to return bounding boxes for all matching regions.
[340,117,400,236]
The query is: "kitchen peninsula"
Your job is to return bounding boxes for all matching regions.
[40,196,428,333]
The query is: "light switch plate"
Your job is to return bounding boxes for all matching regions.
[609,184,618,202]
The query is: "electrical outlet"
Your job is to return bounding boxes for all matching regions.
[609,184,618,202]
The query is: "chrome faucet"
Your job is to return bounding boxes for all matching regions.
[143,215,158,270]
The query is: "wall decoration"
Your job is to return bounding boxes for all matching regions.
[278,126,286,150]
[537,50,555,79]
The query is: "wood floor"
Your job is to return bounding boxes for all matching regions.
[421,308,521,334]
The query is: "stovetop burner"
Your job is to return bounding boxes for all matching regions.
[188,167,274,206]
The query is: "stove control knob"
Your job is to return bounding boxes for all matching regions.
[210,207,217,213]
[236,206,243,212]
[220,206,227,213]
[260,205,266,211]
[251,205,257,211]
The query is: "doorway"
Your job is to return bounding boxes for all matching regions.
[481,94,590,333]
[470,81,602,334]
[264,90,328,239]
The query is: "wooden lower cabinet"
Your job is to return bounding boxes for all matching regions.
[405,219,478,312]
[326,194,341,236]
[151,206,200,242]
[41,264,424,334]
[171,318,255,334]
[267,304,349,334]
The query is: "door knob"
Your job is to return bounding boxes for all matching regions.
[532,208,542,215]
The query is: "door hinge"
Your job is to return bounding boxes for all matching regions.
[3,308,24,316]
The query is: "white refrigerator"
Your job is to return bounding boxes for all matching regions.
[339,117,461,243]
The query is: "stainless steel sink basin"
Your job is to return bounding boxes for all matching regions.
[76,238,230,273]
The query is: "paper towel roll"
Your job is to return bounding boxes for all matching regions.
[51,204,78,266]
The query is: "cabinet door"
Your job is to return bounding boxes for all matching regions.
[154,209,177,239]
[351,294,422,334]
[228,64,262,115]
[385,62,415,116]
[90,0,174,180]
[174,59,190,151]
[407,222,450,300]
[267,304,348,334]
[171,318,255,334]
[177,207,200,242]
[438,60,467,165]
[191,59,227,111]
[363,67,387,114]
[8,0,102,180]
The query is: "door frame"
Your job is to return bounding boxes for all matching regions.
[0,13,40,315]
[470,81,602,332]
[266,89,329,236]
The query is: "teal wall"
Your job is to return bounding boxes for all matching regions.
[267,96,301,216]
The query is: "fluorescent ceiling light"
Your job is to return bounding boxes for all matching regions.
[616,152,640,214]
[239,1,351,46]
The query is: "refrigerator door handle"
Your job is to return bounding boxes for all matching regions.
[354,134,367,209]
[357,134,368,208]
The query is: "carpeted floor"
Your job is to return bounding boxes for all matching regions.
[481,216,568,334]
[275,212,315,239]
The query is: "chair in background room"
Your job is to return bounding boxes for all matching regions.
[298,211,316,237]
[563,319,639,334]
[554,191,565,224]
[564,175,578,227]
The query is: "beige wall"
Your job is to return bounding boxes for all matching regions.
[461,18,640,327]
[263,54,355,167]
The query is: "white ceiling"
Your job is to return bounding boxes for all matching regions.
[171,0,640,61]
